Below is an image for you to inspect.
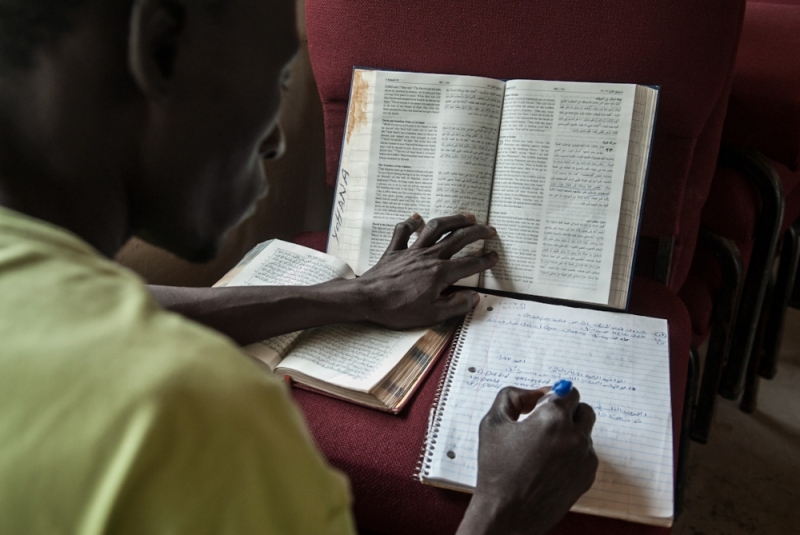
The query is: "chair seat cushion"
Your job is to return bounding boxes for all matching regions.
[679,247,720,346]
[680,228,757,345]
[701,155,800,241]
[701,165,762,244]
[291,276,690,535]
[689,157,800,345]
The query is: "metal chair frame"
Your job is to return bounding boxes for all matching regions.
[718,148,784,399]
[690,227,744,443]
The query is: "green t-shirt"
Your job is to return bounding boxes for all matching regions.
[0,207,355,534]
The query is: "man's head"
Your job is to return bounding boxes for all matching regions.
[0,0,299,261]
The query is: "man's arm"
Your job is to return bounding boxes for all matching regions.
[150,214,498,345]
[151,213,598,533]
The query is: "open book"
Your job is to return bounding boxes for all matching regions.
[215,240,456,413]
[328,68,658,309]
[418,294,674,527]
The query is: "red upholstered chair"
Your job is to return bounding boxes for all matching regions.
[721,0,800,411]
[680,147,783,442]
[295,1,745,532]
[681,0,800,435]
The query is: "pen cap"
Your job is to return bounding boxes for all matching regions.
[552,379,573,397]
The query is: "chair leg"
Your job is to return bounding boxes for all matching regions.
[691,228,743,444]
[718,148,784,400]
[792,258,800,308]
[792,225,800,308]
[675,348,700,520]
[758,222,800,379]
[740,272,775,413]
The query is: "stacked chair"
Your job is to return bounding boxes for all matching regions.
[292,1,746,533]
[723,0,800,411]
[682,0,800,443]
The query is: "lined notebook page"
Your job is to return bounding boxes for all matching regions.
[422,294,673,526]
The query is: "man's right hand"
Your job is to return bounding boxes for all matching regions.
[457,387,598,535]
[351,213,498,330]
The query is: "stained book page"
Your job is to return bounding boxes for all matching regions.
[327,69,379,270]
[329,69,505,284]
[216,240,356,369]
[483,81,637,305]
[421,295,673,526]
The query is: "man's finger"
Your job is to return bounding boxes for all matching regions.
[440,252,498,285]
[487,386,547,423]
[546,386,582,417]
[411,214,476,249]
[387,215,424,251]
[574,403,597,437]
[433,224,497,258]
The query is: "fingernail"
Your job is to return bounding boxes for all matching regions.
[463,213,476,222]
[487,225,497,234]
[410,213,421,220]
[472,292,480,306]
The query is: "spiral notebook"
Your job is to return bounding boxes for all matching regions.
[417,294,674,527]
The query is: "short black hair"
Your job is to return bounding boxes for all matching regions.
[0,0,89,68]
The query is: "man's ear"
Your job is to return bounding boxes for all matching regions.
[128,0,187,98]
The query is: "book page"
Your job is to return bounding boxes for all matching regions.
[608,86,658,309]
[483,81,637,305]
[277,323,428,393]
[217,240,356,369]
[330,69,506,283]
[423,295,673,526]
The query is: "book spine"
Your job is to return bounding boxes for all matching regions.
[414,311,473,482]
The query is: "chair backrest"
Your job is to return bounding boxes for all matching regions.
[748,0,800,5]
[722,1,800,172]
[306,0,746,290]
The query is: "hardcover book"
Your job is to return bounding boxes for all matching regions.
[328,68,658,310]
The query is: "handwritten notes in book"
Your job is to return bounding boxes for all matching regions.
[328,69,378,269]
[424,294,673,526]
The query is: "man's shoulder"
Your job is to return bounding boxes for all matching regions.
[0,213,280,413]
[0,220,354,534]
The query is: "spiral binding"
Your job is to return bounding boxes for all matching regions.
[414,307,476,482]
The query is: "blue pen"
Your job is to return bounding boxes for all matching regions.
[535,379,573,408]
[519,380,573,421]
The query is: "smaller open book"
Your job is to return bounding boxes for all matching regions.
[418,294,674,527]
[215,240,456,413]
[328,68,659,310]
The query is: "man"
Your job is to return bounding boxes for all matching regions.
[0,0,598,533]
